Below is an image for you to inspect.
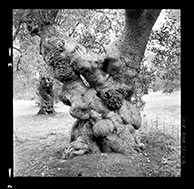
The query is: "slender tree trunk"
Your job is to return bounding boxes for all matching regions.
[37,76,55,115]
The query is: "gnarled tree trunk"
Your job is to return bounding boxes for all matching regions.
[37,76,55,115]
[26,9,161,159]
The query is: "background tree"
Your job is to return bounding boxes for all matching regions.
[13,9,63,114]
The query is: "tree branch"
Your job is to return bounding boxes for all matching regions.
[117,9,161,79]
[13,46,23,71]
[69,22,80,37]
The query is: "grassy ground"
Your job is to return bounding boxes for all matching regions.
[13,91,181,177]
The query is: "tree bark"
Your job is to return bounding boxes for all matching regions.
[34,9,161,158]
[107,9,161,82]
[37,76,55,115]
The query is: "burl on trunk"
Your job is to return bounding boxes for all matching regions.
[38,9,161,158]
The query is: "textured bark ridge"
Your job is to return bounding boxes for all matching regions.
[37,76,55,115]
[37,9,161,158]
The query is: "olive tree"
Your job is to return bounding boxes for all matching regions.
[13,9,161,158]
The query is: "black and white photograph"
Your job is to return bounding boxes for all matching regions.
[12,9,181,178]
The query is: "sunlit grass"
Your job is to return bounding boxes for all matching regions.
[137,91,181,177]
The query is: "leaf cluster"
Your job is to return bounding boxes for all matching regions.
[146,9,181,93]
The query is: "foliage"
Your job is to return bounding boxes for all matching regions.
[13,35,55,100]
[58,9,125,54]
[147,9,181,93]
[131,56,157,109]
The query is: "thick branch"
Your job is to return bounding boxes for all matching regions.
[105,9,161,82]
[118,9,161,77]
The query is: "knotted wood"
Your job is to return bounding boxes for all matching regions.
[33,9,161,158]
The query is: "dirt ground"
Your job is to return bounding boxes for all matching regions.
[13,91,181,177]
